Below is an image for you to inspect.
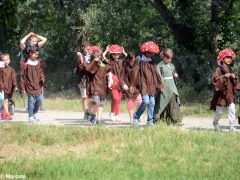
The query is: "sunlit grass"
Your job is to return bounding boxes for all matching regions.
[0,124,239,179]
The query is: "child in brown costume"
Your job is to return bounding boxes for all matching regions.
[19,46,45,122]
[133,41,162,126]
[103,44,128,122]
[210,49,239,132]
[123,52,142,124]
[83,49,111,124]
[0,53,16,120]
[76,42,92,120]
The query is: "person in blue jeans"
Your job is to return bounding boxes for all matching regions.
[133,41,162,126]
[27,95,43,121]
[19,46,45,123]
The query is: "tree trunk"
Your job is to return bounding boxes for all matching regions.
[211,0,220,55]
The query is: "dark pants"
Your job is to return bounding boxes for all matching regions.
[160,94,181,124]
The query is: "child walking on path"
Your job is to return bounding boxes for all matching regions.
[103,45,128,122]
[19,32,47,111]
[83,48,111,124]
[210,48,239,132]
[133,41,162,126]
[76,42,92,120]
[154,48,182,124]
[19,46,45,123]
[123,52,142,124]
[0,53,16,120]
[0,54,8,119]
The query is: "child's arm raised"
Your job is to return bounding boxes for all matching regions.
[76,52,84,63]
[103,45,110,60]
[36,34,47,48]
[121,46,127,57]
[20,32,35,50]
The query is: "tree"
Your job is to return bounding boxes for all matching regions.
[0,0,239,93]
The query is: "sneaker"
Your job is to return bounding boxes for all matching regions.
[110,112,116,121]
[213,123,222,132]
[29,117,36,123]
[84,112,91,120]
[29,115,39,123]
[230,125,237,132]
[133,119,139,127]
[5,112,12,120]
[90,114,97,125]
[96,119,104,125]
[1,112,12,120]
[33,114,40,122]
[1,112,6,120]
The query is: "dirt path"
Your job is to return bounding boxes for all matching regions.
[0,109,239,132]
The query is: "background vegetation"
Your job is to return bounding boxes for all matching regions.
[0,0,239,99]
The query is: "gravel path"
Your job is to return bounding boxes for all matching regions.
[0,109,239,132]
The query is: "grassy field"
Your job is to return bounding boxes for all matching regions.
[0,124,239,179]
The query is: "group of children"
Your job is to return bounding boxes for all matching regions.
[75,41,182,126]
[76,41,239,131]
[0,31,239,131]
[0,32,46,122]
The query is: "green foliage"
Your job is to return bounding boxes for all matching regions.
[0,0,239,93]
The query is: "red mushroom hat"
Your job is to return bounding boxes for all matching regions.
[140,41,160,54]
[108,44,123,54]
[90,45,102,53]
[216,49,236,65]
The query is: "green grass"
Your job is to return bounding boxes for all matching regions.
[0,124,239,179]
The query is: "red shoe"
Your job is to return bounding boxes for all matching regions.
[2,112,12,120]
[5,112,12,120]
[1,112,7,119]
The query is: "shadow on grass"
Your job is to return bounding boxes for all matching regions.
[54,118,132,127]
[186,125,240,133]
